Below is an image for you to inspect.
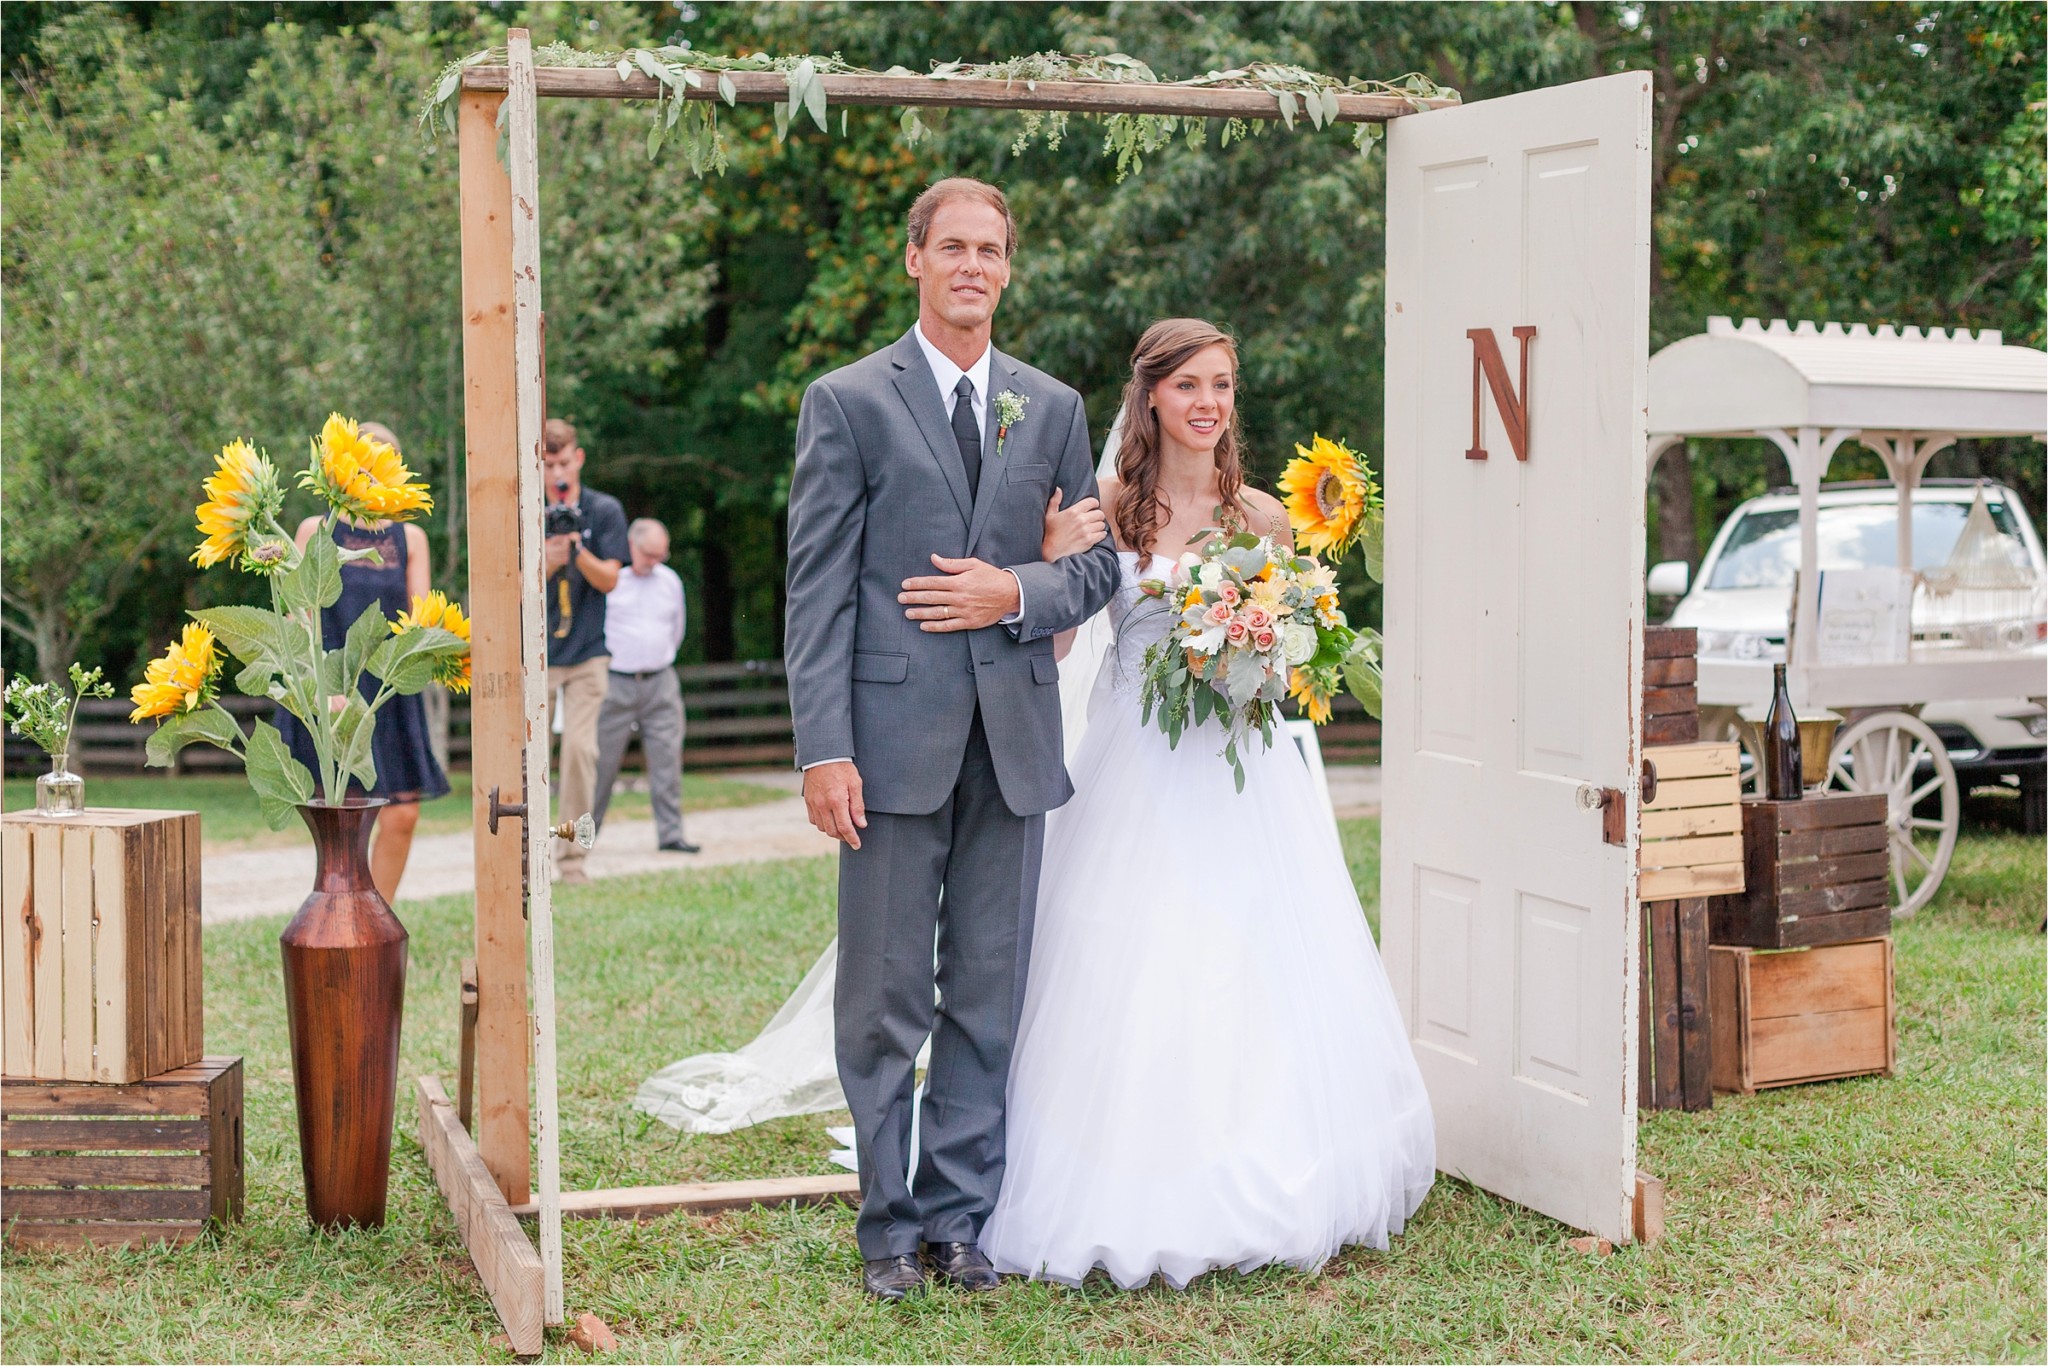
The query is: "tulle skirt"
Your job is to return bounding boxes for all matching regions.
[979,690,1437,1290]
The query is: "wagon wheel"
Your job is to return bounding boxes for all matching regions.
[1825,711,1959,919]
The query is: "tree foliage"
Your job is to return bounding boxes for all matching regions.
[3,1,2040,681]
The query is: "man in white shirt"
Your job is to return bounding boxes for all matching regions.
[592,518,698,853]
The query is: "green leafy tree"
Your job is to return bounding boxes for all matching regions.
[2,10,337,681]
[6,1,2040,682]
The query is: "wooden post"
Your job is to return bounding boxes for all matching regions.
[458,76,530,1207]
[1632,1172,1665,1247]
[416,1077,543,1353]
[504,28,565,1328]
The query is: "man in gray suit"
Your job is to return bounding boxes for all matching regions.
[785,178,1121,1301]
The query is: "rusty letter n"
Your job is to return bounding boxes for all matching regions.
[1465,325,1536,461]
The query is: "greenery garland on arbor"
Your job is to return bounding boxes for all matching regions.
[421,46,1458,179]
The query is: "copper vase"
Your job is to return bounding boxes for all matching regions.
[280,800,407,1229]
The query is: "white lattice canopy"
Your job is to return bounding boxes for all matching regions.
[1650,315,2048,441]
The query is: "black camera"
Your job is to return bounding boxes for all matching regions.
[544,481,584,539]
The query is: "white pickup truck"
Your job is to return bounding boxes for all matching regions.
[1650,479,2046,831]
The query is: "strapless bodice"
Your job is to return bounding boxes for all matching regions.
[1099,552,1180,698]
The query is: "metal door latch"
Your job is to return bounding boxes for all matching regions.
[486,785,594,847]
[1577,782,1628,846]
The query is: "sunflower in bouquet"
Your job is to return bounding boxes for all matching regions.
[1134,530,1360,792]
[128,415,470,827]
[1278,434,1387,721]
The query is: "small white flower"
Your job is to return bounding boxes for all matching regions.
[993,389,1028,457]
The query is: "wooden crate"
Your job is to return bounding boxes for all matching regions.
[1709,792,1890,949]
[1644,626,1699,746]
[1,1056,244,1248]
[1640,741,1745,900]
[1708,938,1894,1094]
[1,810,202,1082]
[1638,897,1711,1111]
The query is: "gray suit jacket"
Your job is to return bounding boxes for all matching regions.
[785,327,1122,816]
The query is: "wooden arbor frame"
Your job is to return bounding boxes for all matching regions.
[429,29,1448,1352]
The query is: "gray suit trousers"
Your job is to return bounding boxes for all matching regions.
[591,668,685,846]
[834,710,1043,1258]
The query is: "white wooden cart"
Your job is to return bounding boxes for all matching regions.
[1648,317,2048,915]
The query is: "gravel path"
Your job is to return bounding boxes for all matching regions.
[201,764,1381,924]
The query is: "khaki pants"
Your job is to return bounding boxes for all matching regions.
[548,655,610,869]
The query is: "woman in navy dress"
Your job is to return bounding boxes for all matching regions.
[276,422,451,902]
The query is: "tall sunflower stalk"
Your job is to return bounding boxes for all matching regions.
[1278,434,1387,719]
[129,416,471,828]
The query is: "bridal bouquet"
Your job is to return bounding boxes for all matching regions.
[127,415,472,828]
[1134,531,1357,791]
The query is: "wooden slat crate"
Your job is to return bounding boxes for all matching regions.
[1708,937,1894,1093]
[1638,897,1711,1111]
[1709,792,1891,949]
[2,810,203,1082]
[1640,741,1745,900]
[1,1056,244,1248]
[1644,626,1699,746]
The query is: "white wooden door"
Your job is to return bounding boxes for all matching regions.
[1381,72,1653,1243]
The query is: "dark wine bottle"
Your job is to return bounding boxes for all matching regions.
[1763,662,1803,800]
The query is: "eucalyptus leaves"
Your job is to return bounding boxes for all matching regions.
[421,45,1456,181]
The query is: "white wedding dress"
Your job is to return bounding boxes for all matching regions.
[976,551,1437,1289]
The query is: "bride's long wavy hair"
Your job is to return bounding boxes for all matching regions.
[1112,319,1249,561]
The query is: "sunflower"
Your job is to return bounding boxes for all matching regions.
[302,414,433,522]
[1279,434,1379,559]
[192,439,285,569]
[1288,666,1334,725]
[129,624,222,721]
[392,590,473,694]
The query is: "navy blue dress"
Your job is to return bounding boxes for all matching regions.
[276,520,451,803]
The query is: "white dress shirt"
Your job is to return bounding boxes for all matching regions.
[912,322,1025,623]
[603,561,686,673]
[911,320,991,438]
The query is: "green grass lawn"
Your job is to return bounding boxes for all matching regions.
[1,770,789,848]
[2,819,2040,1363]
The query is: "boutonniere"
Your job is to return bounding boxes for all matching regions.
[994,390,1029,458]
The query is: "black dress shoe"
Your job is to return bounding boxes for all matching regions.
[923,1241,1000,1291]
[862,1254,926,1302]
[658,839,701,854]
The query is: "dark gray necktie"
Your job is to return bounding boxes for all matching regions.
[951,374,982,500]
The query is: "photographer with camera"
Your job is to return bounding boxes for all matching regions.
[540,418,629,884]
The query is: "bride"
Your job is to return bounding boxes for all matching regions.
[638,318,1434,1289]
[977,318,1434,1288]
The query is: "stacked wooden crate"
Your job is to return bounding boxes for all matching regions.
[1,1059,244,1248]
[1636,626,1743,1112]
[1638,741,1745,903]
[2,810,203,1081]
[1710,792,1891,948]
[1709,936,1895,1094]
[2,809,243,1247]
[1705,791,1896,1093]
[1643,626,1700,746]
